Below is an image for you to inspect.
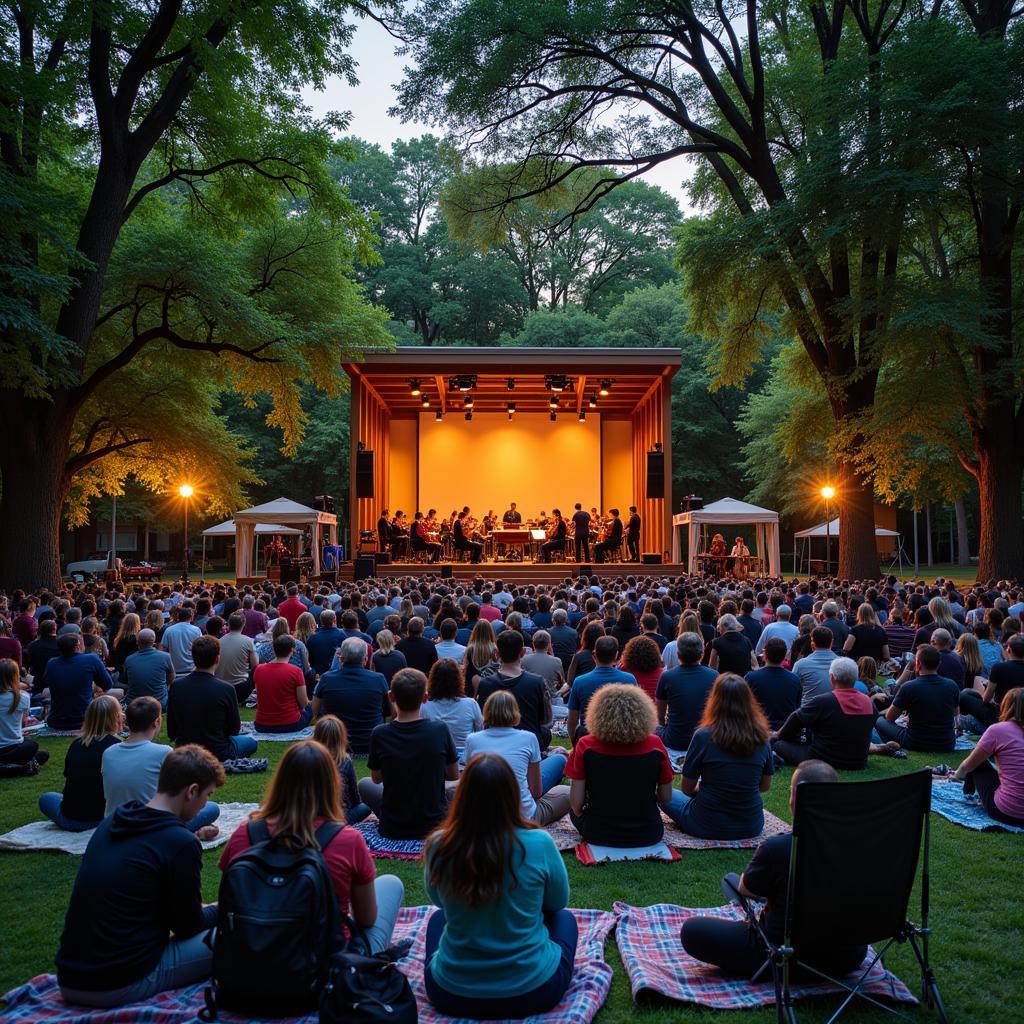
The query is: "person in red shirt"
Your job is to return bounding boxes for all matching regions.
[276,586,307,631]
[220,740,403,953]
[253,634,312,733]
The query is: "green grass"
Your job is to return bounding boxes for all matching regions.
[2,717,1022,1022]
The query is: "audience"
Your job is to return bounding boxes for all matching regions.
[396,616,439,675]
[312,637,389,754]
[876,645,959,752]
[421,658,484,751]
[521,630,568,705]
[744,637,801,729]
[312,715,370,824]
[477,629,552,750]
[708,614,756,675]
[121,629,174,709]
[423,753,576,1018]
[214,612,258,701]
[566,635,636,744]
[253,634,312,733]
[655,632,717,752]
[44,633,116,731]
[793,626,837,705]
[960,634,1024,733]
[0,658,47,770]
[370,628,407,684]
[619,635,664,702]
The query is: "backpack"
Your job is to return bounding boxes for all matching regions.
[319,929,417,1024]
[200,818,344,1019]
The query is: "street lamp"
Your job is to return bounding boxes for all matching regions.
[178,484,194,579]
[821,486,836,575]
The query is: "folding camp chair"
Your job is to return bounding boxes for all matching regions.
[723,770,948,1024]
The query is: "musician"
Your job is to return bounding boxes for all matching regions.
[502,502,522,525]
[263,534,287,566]
[540,509,567,563]
[594,508,624,564]
[536,510,550,529]
[483,510,497,534]
[377,508,392,552]
[626,506,642,562]
[412,511,442,563]
[730,536,751,578]
[571,503,591,563]
[390,510,409,559]
[453,509,482,563]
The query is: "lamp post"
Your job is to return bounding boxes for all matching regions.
[179,484,194,580]
[821,486,836,576]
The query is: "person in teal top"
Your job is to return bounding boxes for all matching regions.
[422,752,577,1018]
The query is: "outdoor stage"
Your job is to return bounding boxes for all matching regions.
[331,559,689,585]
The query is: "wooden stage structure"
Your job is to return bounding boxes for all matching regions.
[329,560,690,586]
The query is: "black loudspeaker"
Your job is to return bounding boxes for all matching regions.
[646,451,665,499]
[375,551,391,566]
[355,451,374,499]
[279,557,300,584]
[642,552,663,564]
[354,554,376,581]
[313,494,335,513]
[580,564,593,577]
[441,564,453,579]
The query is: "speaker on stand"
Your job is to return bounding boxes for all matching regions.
[356,450,375,499]
[646,449,665,499]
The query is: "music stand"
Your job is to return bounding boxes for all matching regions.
[885,535,910,576]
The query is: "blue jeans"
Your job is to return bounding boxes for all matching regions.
[186,801,220,833]
[38,792,100,832]
[659,788,692,828]
[59,906,217,1008]
[346,802,372,825]
[350,875,404,954]
[424,907,577,1018]
[226,734,258,759]
[541,752,567,793]
[254,704,313,733]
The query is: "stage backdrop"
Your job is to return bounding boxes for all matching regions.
[418,412,601,519]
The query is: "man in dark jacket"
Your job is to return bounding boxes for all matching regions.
[56,745,224,1007]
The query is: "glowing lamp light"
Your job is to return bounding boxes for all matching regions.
[821,486,836,501]
[178,484,194,499]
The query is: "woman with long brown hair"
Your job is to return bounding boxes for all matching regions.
[423,752,576,1018]
[111,612,141,674]
[0,657,47,770]
[220,740,403,952]
[462,619,497,696]
[659,673,774,839]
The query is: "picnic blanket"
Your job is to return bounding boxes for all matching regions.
[239,721,314,741]
[0,803,258,855]
[22,725,80,738]
[577,841,680,865]
[613,902,918,1008]
[353,816,425,860]
[1,906,616,1024]
[930,778,1024,833]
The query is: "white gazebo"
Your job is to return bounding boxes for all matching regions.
[200,520,301,575]
[233,498,338,579]
[672,497,782,576]
[793,518,900,575]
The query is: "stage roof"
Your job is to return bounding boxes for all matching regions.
[343,346,681,417]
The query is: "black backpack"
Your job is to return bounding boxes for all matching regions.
[201,818,344,1018]
[319,930,417,1024]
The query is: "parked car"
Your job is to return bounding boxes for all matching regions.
[66,552,122,581]
[120,560,163,581]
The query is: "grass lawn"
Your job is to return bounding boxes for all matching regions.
[2,715,1021,1022]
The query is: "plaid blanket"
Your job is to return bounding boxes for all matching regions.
[576,841,680,865]
[930,778,1024,833]
[239,722,314,741]
[613,902,917,1009]
[353,816,425,860]
[1,906,616,1024]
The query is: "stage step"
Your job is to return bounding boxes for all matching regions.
[348,561,685,586]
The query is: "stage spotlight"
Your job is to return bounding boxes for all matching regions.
[435,410,443,422]
[451,374,476,391]
[464,394,474,408]
[465,411,473,421]
[599,379,612,396]
[420,394,430,408]
[549,395,558,409]
[588,394,598,408]
[409,379,421,396]
[507,378,516,390]
[550,411,557,422]
[653,441,663,453]
[578,410,586,422]
[507,401,516,420]
[545,374,570,392]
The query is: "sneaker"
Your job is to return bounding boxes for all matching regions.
[927,764,951,777]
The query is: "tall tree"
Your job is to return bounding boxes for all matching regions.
[0,1,391,588]
[395,0,970,578]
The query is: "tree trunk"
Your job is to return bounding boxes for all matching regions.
[955,496,970,567]
[925,500,933,567]
[974,435,1023,581]
[0,399,72,590]
[837,466,880,580]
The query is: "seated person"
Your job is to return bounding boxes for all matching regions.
[253,634,312,733]
[566,684,674,847]
[166,636,258,762]
[313,637,390,754]
[56,745,224,1007]
[423,752,577,1019]
[772,657,881,770]
[660,674,774,840]
[708,615,757,676]
[102,696,220,838]
[313,715,371,824]
[422,658,484,751]
[465,691,569,825]
[620,635,664,702]
[521,630,568,707]
[396,616,439,675]
[0,657,48,770]
[39,695,122,831]
[221,740,403,953]
[477,629,552,750]
[950,687,1024,828]
[566,635,636,744]
[655,632,718,752]
[681,760,867,978]
[44,632,118,731]
[357,668,459,839]
[960,634,1024,733]
[121,629,174,709]
[875,644,959,752]
[745,637,801,729]
[369,628,407,685]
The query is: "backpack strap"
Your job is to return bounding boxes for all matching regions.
[314,820,345,853]
[246,816,271,845]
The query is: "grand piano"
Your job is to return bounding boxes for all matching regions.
[491,528,532,561]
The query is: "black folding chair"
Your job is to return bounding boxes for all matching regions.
[723,770,948,1024]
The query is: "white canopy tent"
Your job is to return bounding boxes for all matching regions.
[233,498,338,579]
[672,497,782,576]
[793,518,900,575]
[200,520,300,576]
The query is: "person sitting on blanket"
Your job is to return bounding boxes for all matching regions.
[566,634,637,744]
[566,683,674,847]
[38,695,122,831]
[655,632,719,753]
[43,631,121,731]
[659,673,775,840]
[465,690,570,825]
[744,637,801,730]
[875,644,959,753]
[221,739,403,952]
[950,687,1024,828]
[253,633,313,734]
[960,633,1024,734]
[423,752,578,1019]
[771,657,890,770]
[313,637,390,755]
[102,696,221,839]
[166,635,258,762]
[0,657,49,771]
[681,759,868,979]
[357,668,459,839]
[477,628,553,750]
[313,714,371,824]
[56,744,225,1008]
[422,657,484,752]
